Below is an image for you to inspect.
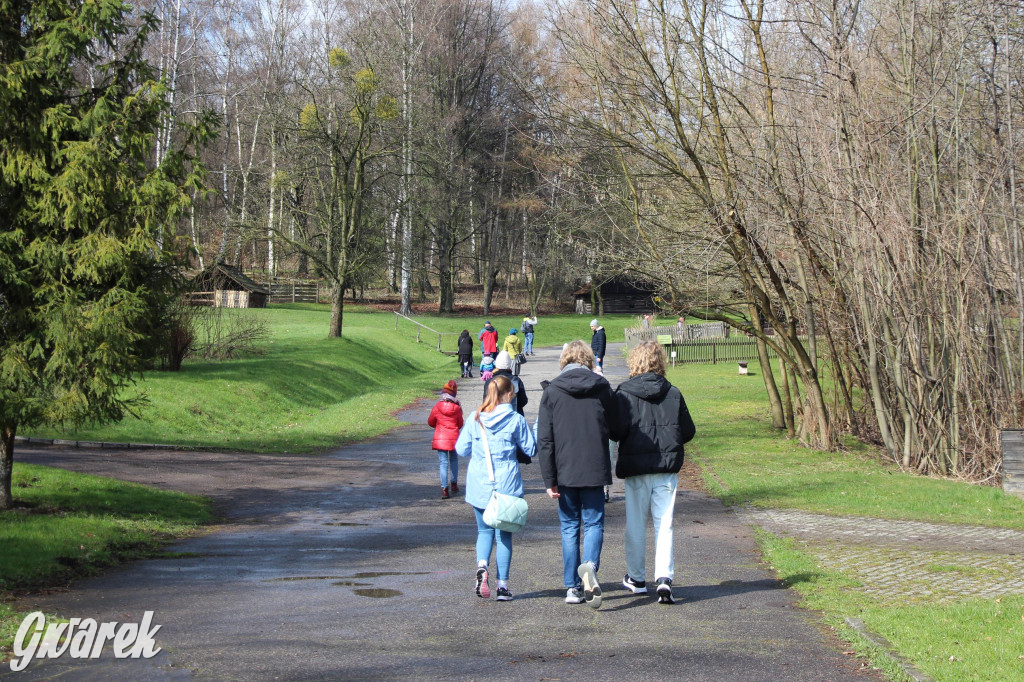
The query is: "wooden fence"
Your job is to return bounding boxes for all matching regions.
[624,323,729,349]
[268,282,321,304]
[625,324,792,365]
[664,338,780,365]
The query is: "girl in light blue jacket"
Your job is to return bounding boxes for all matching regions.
[456,375,536,602]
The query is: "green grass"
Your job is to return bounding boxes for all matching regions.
[759,533,1024,681]
[669,361,1024,529]
[391,310,665,352]
[676,359,1024,679]
[23,306,680,451]
[2,463,212,655]
[24,306,462,451]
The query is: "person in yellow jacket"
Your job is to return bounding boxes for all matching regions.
[502,328,524,376]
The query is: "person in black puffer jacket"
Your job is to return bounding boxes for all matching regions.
[457,329,475,378]
[537,340,622,609]
[614,341,695,605]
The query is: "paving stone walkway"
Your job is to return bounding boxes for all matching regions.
[738,507,1024,603]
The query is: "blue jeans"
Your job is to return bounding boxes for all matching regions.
[557,486,605,588]
[438,450,458,487]
[524,332,534,354]
[473,507,512,580]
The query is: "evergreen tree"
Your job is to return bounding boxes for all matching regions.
[0,0,210,509]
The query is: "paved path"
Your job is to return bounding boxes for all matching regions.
[740,507,1024,602]
[7,342,871,680]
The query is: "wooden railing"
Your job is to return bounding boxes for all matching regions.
[393,312,461,353]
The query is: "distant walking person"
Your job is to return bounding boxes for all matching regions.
[480,321,498,358]
[428,380,465,500]
[502,328,524,375]
[615,342,695,604]
[457,330,474,378]
[537,340,621,608]
[590,319,607,371]
[456,376,536,601]
[522,315,537,355]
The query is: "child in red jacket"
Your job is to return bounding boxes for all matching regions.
[428,380,464,499]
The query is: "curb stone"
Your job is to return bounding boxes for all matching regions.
[15,436,179,451]
[845,617,934,682]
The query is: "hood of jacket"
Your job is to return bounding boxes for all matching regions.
[478,403,517,431]
[547,366,609,398]
[617,372,671,401]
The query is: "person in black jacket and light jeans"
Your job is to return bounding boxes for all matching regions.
[537,340,622,608]
[615,341,696,604]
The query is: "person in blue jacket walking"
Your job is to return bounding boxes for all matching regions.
[456,375,536,602]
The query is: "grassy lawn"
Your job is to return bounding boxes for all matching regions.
[760,533,1024,681]
[24,305,462,451]
[1,463,212,655]
[23,306,682,451]
[390,309,671,352]
[670,361,1024,529]
[670,360,1024,679]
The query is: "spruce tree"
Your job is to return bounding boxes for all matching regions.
[0,0,209,508]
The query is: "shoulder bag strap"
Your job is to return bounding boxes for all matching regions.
[476,413,496,482]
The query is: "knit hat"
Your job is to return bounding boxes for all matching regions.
[509,328,518,335]
[494,351,513,370]
[442,380,458,396]
[590,319,599,327]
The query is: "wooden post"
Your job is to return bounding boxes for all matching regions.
[713,341,717,365]
[1001,431,1024,498]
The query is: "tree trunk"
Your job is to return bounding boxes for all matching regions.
[329,282,344,338]
[0,425,15,511]
[750,304,786,430]
[438,222,455,313]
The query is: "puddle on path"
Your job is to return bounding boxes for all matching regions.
[323,522,370,526]
[265,576,347,582]
[331,581,371,587]
[349,571,428,579]
[353,588,402,598]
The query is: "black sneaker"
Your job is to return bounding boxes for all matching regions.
[656,577,674,604]
[496,586,512,601]
[475,567,490,599]
[622,575,648,594]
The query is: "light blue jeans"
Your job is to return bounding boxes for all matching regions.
[524,332,534,354]
[557,486,605,588]
[624,473,677,582]
[473,506,512,580]
[438,450,458,487]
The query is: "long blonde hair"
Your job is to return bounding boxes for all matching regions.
[479,375,514,413]
[627,341,668,377]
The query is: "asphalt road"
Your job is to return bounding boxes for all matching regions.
[6,340,872,681]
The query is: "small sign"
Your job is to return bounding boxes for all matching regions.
[657,334,672,345]
[670,351,677,358]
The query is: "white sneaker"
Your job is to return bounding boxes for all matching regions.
[565,587,584,604]
[577,561,602,609]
